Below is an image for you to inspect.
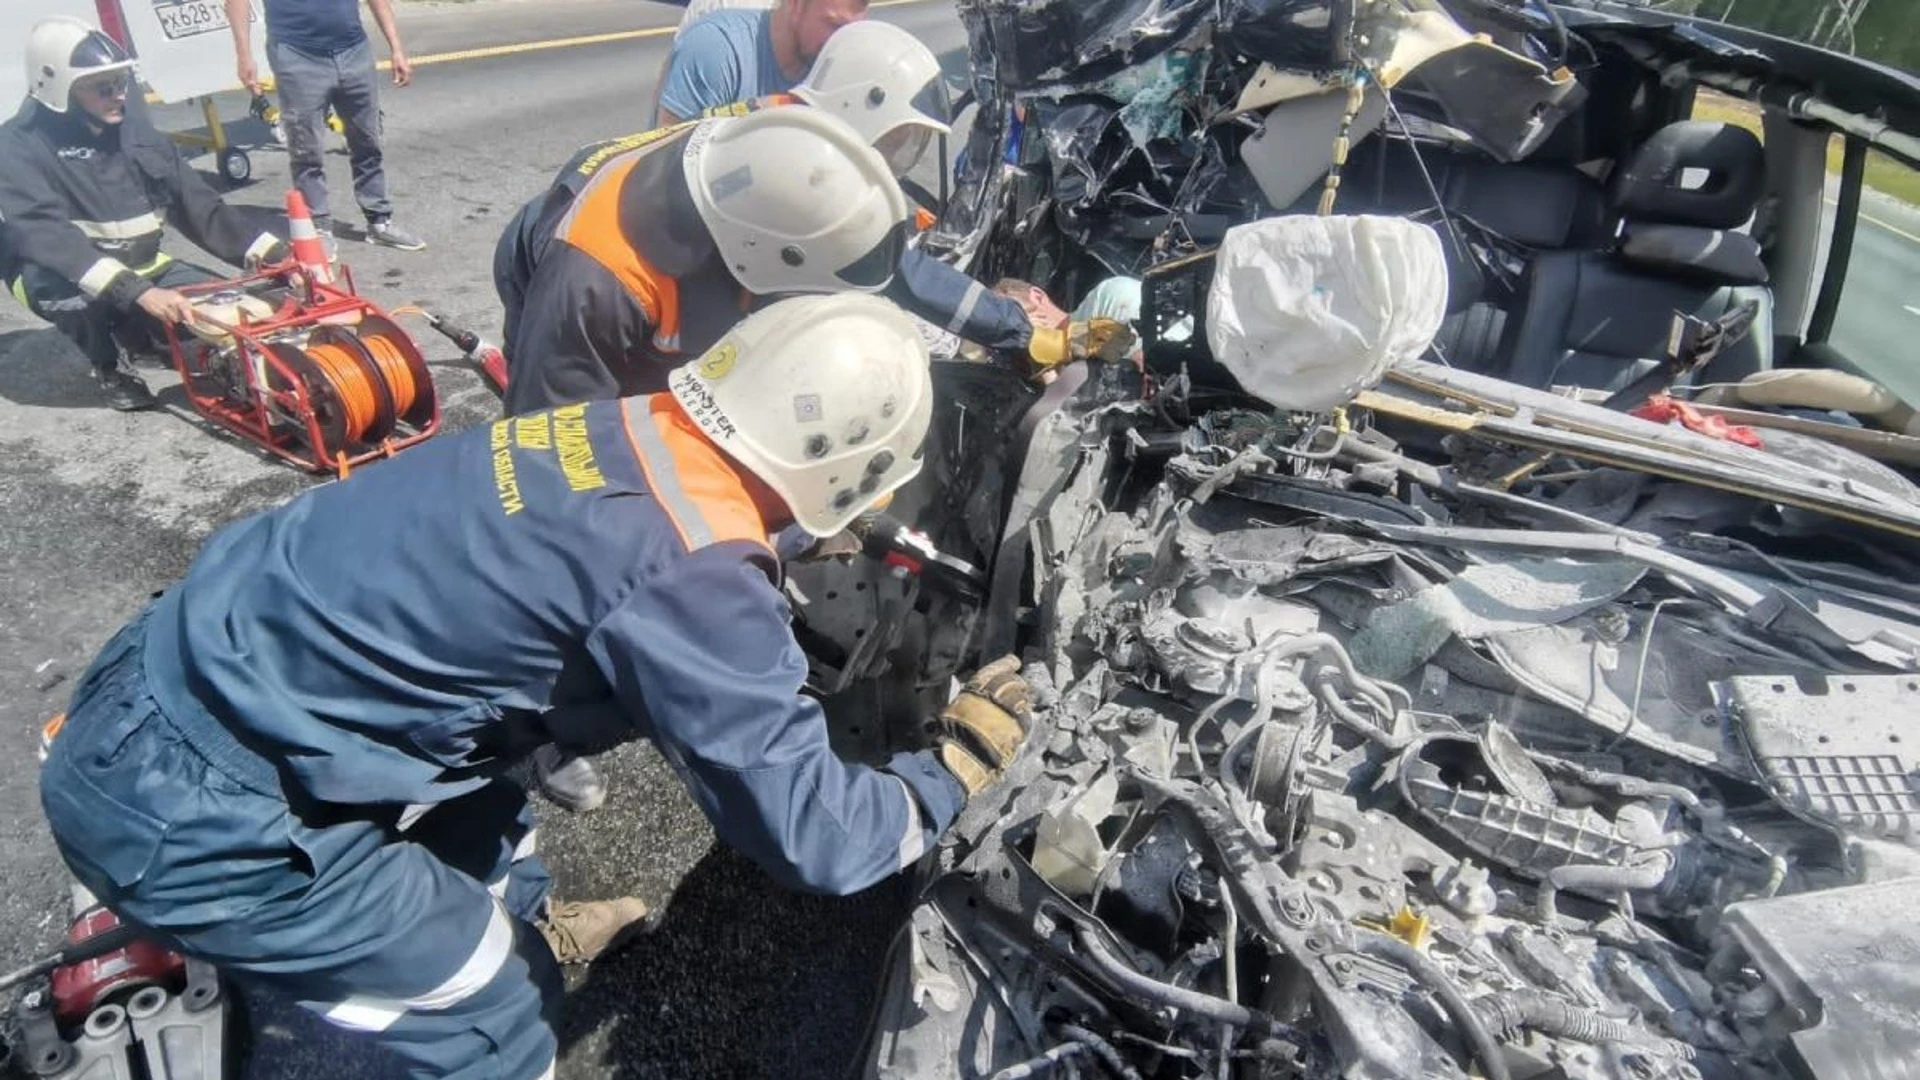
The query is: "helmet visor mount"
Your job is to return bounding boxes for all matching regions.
[833,218,908,290]
[70,30,132,70]
[874,126,932,174]
[909,74,952,132]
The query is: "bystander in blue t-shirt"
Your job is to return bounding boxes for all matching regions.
[654,8,791,124]
[264,0,367,56]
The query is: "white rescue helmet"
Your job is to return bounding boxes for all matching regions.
[668,294,933,538]
[26,17,136,115]
[794,21,953,175]
[683,106,909,296]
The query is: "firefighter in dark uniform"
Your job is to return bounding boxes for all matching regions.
[0,18,288,410]
[497,34,1130,809]
[491,67,1135,420]
[491,105,911,416]
[39,293,1034,1080]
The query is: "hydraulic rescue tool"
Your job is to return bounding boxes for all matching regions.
[851,512,988,599]
[3,892,227,1080]
[422,311,510,396]
[5,720,233,1078]
[162,259,441,478]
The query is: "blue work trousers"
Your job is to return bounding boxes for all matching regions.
[39,606,561,1079]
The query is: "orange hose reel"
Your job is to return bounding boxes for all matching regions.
[265,314,434,452]
[167,264,442,476]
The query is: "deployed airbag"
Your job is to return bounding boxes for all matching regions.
[1206,215,1447,411]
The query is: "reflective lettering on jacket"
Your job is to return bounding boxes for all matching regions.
[143,394,965,894]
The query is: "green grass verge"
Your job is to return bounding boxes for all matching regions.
[1695,91,1920,205]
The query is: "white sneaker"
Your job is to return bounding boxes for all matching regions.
[366,220,426,251]
[310,217,339,263]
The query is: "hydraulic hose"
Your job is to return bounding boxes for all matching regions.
[1252,632,1404,718]
[1352,933,1513,1080]
[1537,860,1670,927]
[1072,926,1300,1041]
[1475,990,1693,1058]
[1054,1023,1146,1080]
[1316,680,1409,749]
[987,1041,1089,1080]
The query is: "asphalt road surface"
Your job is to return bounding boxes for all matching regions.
[0,2,966,1078]
[1830,192,1920,407]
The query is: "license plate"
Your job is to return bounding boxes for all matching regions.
[152,0,233,41]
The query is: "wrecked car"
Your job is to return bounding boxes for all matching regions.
[779,0,1920,1078]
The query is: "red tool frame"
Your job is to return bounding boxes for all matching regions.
[162,263,440,479]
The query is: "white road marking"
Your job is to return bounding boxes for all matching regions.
[1825,195,1920,245]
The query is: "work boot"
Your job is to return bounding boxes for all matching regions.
[537,897,659,965]
[366,219,426,251]
[533,745,608,813]
[93,363,155,411]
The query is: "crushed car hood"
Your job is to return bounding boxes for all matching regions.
[799,3,1920,1078]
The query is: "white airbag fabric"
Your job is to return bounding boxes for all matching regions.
[1206,215,1448,411]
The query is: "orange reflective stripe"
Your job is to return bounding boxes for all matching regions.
[914,207,937,233]
[554,147,684,354]
[619,394,771,556]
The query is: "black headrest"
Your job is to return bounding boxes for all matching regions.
[1609,121,1765,229]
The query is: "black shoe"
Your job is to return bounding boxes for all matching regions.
[94,365,156,411]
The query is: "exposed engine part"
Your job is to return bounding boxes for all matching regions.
[49,906,184,1028]
[1398,733,1682,874]
[1725,673,1920,843]
[6,888,228,1080]
[1474,988,1691,1056]
[15,990,72,1078]
[1710,878,1920,1080]
[863,288,1915,1080]
[1287,792,1455,922]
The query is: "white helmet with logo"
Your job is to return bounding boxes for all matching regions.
[668,293,933,538]
[683,107,909,296]
[26,17,136,114]
[794,21,953,175]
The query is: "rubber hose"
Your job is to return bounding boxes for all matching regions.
[1537,860,1669,926]
[1072,926,1297,1040]
[1475,990,1693,1058]
[1253,632,1397,718]
[1316,680,1407,749]
[1352,933,1513,1080]
[987,1041,1089,1080]
[1054,1023,1146,1080]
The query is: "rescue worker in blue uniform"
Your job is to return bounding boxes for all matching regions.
[646,18,1140,370]
[492,39,1135,419]
[492,105,910,416]
[0,18,288,410]
[39,293,1035,1080]
[503,30,1129,811]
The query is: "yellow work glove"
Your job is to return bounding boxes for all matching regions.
[935,655,1033,796]
[1027,318,1138,369]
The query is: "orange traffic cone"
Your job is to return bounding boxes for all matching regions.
[285,189,334,285]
